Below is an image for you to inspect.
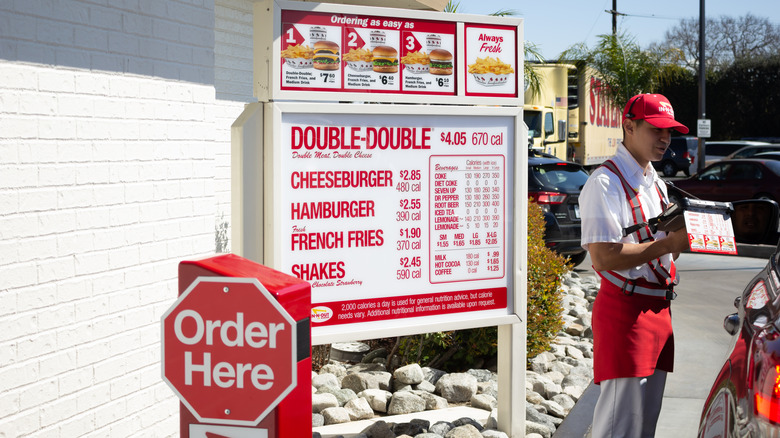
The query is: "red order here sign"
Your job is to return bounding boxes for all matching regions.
[162,278,297,426]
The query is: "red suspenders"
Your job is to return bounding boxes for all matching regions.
[599,160,678,299]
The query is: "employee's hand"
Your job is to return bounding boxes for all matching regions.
[665,227,689,258]
[590,226,690,272]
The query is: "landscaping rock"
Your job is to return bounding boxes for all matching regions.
[435,373,478,403]
[387,391,426,415]
[394,363,425,385]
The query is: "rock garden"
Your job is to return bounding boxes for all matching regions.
[311,271,599,438]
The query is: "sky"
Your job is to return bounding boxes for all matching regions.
[462,0,780,59]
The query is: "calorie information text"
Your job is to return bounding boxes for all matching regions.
[280,112,514,327]
[430,155,505,283]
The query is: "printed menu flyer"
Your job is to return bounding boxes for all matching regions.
[684,209,737,255]
[281,10,456,95]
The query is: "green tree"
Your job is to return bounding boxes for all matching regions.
[561,32,681,109]
[444,0,544,98]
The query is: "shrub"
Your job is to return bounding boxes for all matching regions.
[526,200,570,362]
[395,327,498,372]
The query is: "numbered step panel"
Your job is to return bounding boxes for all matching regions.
[429,155,505,283]
[280,9,456,95]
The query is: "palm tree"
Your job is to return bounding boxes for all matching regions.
[560,32,683,109]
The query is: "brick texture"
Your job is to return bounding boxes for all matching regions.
[0,0,257,435]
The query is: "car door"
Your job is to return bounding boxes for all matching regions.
[689,163,731,200]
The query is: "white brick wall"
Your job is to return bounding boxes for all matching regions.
[214,0,257,253]
[0,0,264,434]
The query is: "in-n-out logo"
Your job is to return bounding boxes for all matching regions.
[426,33,441,50]
[310,26,327,42]
[311,306,333,322]
[370,31,386,48]
[658,101,674,117]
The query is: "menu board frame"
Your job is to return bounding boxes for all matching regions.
[259,102,526,344]
[254,0,524,106]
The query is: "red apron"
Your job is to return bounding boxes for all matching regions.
[592,277,674,384]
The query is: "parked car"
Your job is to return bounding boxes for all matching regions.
[698,200,780,437]
[653,136,698,177]
[726,144,780,160]
[668,159,780,205]
[704,140,773,166]
[754,152,780,161]
[528,155,589,266]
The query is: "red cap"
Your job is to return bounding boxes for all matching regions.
[623,93,689,134]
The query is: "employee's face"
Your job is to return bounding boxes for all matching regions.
[626,119,673,165]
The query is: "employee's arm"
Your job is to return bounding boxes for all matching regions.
[589,228,689,272]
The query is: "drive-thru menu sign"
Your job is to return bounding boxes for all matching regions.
[244,0,525,343]
[237,2,526,433]
[267,103,522,340]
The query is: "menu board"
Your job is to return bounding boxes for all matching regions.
[276,106,517,328]
[281,10,457,95]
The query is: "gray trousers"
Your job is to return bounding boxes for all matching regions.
[591,369,668,438]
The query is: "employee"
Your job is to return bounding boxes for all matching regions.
[579,93,691,437]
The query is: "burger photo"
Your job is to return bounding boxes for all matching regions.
[429,49,453,75]
[313,41,340,71]
[372,46,398,73]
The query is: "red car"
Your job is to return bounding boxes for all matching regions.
[698,200,780,437]
[668,159,780,205]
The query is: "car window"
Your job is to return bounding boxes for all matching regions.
[764,160,780,175]
[544,112,554,137]
[757,146,780,155]
[733,148,756,159]
[530,164,589,191]
[707,143,744,156]
[699,163,730,181]
[525,112,541,138]
[728,163,762,180]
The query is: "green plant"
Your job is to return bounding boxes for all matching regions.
[526,201,570,363]
[394,328,498,372]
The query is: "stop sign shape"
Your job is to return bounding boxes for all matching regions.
[162,277,297,426]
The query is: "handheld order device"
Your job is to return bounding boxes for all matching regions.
[623,198,734,237]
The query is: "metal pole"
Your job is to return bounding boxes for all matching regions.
[697,0,706,173]
[612,0,617,36]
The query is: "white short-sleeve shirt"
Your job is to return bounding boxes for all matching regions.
[579,142,677,282]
